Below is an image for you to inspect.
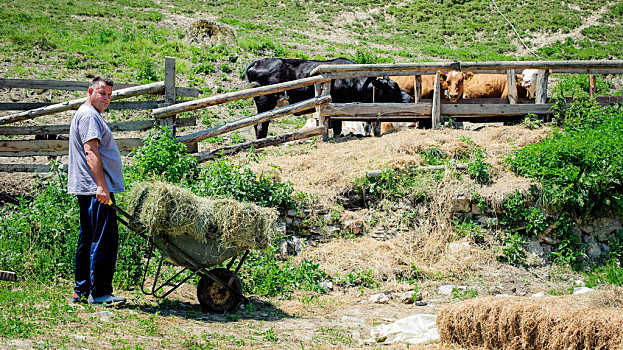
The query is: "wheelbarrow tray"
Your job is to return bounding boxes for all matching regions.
[152,233,246,270]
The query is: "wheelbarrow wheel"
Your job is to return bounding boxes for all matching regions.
[197,268,242,313]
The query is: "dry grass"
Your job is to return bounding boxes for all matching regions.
[249,125,550,207]
[126,181,277,250]
[438,293,623,350]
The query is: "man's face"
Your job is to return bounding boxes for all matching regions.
[88,82,113,113]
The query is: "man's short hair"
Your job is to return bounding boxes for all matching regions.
[90,76,114,89]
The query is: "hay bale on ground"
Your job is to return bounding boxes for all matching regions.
[126,181,277,250]
[438,294,623,350]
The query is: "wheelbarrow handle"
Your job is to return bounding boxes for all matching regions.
[108,200,133,221]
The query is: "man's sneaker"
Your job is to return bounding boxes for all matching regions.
[72,292,88,304]
[88,294,127,307]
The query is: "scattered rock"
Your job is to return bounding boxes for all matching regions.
[369,293,389,304]
[278,236,303,257]
[398,291,419,304]
[438,285,458,295]
[340,316,365,323]
[531,292,545,298]
[320,281,334,291]
[343,219,365,235]
[452,195,471,212]
[573,287,594,295]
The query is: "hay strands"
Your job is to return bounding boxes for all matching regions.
[109,201,249,313]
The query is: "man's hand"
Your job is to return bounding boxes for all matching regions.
[84,138,110,204]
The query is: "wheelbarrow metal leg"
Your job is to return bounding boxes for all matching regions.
[228,250,250,286]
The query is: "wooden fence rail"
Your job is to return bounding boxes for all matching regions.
[2,59,623,174]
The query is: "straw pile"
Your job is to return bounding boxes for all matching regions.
[438,294,623,350]
[126,182,278,250]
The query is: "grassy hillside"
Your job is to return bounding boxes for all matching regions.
[1,0,622,86]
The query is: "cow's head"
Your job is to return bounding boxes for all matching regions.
[439,71,472,102]
[520,69,539,97]
[372,76,414,103]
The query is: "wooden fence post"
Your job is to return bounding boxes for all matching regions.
[507,69,517,104]
[158,57,177,134]
[431,72,442,129]
[589,74,596,100]
[414,75,422,103]
[535,69,549,104]
[317,81,331,140]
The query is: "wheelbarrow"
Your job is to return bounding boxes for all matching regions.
[110,202,250,313]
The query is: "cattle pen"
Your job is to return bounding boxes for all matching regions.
[1,58,623,174]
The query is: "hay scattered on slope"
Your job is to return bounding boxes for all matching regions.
[438,295,623,350]
[126,182,277,250]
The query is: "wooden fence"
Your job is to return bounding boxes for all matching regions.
[2,59,623,173]
[0,57,199,172]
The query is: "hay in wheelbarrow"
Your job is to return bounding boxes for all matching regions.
[437,291,623,350]
[126,181,278,250]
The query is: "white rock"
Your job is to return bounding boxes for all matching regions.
[399,291,417,304]
[574,279,585,287]
[573,287,593,295]
[369,293,389,304]
[438,285,457,295]
[531,292,545,298]
[495,294,511,297]
[320,281,334,291]
[341,316,366,323]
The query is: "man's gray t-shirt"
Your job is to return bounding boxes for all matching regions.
[67,104,124,195]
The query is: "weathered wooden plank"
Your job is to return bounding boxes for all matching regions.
[0,100,197,111]
[0,138,143,156]
[320,102,432,117]
[329,115,428,122]
[440,104,553,116]
[310,62,461,75]
[461,60,623,71]
[153,75,332,119]
[0,82,165,125]
[0,78,198,97]
[535,69,549,104]
[432,72,442,129]
[0,163,68,173]
[177,95,332,144]
[194,126,327,163]
[551,69,623,75]
[0,117,195,136]
[507,69,517,104]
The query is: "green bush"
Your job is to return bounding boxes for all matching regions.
[240,249,327,298]
[507,101,623,216]
[192,155,296,212]
[125,125,199,186]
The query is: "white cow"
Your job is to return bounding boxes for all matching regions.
[300,118,372,137]
[520,69,540,98]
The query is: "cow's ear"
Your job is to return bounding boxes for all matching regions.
[465,72,474,80]
[438,72,447,81]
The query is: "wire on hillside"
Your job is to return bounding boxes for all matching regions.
[491,0,540,58]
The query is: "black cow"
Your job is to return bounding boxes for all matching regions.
[244,58,412,139]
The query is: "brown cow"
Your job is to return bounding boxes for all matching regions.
[440,71,528,101]
[389,75,446,100]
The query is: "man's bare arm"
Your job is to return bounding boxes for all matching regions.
[84,138,110,204]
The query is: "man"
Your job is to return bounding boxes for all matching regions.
[67,76,126,307]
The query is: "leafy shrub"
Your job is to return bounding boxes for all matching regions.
[467,147,491,185]
[548,215,586,270]
[240,249,327,298]
[422,147,446,165]
[136,59,159,83]
[507,101,623,216]
[499,231,527,265]
[126,125,199,186]
[192,155,296,212]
